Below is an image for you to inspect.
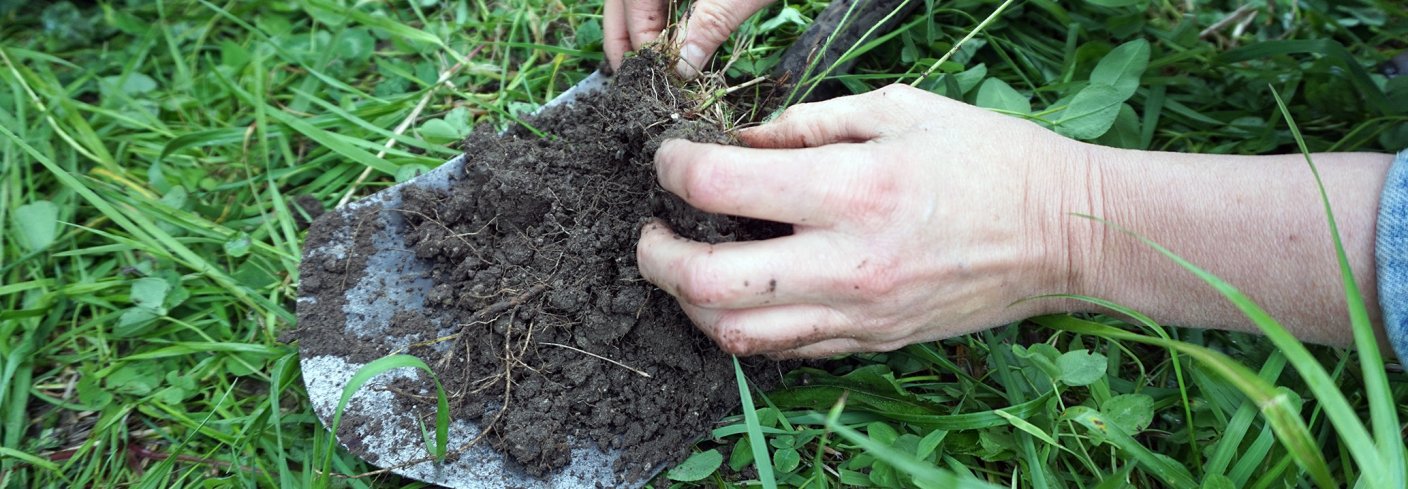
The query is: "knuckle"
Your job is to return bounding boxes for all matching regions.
[834,183,899,222]
[680,159,731,210]
[778,102,818,122]
[852,261,901,298]
[713,320,758,356]
[774,104,829,145]
[688,3,739,44]
[676,252,728,306]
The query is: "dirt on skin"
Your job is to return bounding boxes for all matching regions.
[299,50,794,481]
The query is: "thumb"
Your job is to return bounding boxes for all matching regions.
[675,0,776,79]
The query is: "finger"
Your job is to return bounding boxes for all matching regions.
[654,139,875,226]
[638,221,858,309]
[680,302,854,356]
[603,0,631,71]
[675,0,777,78]
[770,335,918,359]
[766,338,864,359]
[738,94,896,149]
[625,0,668,49]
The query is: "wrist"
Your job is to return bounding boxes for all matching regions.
[1026,138,1123,313]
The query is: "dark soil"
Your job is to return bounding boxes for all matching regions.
[299,50,793,482]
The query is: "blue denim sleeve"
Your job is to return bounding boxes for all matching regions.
[1376,149,1408,360]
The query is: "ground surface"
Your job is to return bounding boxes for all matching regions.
[2,1,1406,488]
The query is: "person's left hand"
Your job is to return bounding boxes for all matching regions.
[603,0,776,77]
[637,84,1096,358]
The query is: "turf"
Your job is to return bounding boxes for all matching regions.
[1,0,1405,487]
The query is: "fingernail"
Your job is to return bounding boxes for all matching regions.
[676,43,704,79]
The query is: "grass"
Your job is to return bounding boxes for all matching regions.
[1,0,1406,487]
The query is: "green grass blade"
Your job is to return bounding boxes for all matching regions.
[1204,352,1287,477]
[0,447,70,482]
[326,354,449,477]
[1034,314,1336,488]
[994,410,1060,448]
[823,396,1003,489]
[1220,41,1389,114]
[0,124,293,324]
[1074,213,1379,484]
[732,356,777,489]
[305,0,461,60]
[1063,405,1197,489]
[1022,293,1200,470]
[984,330,1053,489]
[1270,87,1404,487]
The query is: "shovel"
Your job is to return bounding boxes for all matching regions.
[296,1,916,487]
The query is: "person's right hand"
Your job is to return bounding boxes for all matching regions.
[604,0,776,78]
[636,85,1096,357]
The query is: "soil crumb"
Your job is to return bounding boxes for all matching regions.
[299,49,791,482]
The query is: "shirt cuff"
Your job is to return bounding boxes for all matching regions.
[1375,149,1408,361]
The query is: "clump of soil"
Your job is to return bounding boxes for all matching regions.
[303,49,793,481]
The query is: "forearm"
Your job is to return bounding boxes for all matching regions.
[1065,146,1392,348]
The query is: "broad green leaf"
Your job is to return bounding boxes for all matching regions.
[130,277,170,310]
[976,78,1031,114]
[917,429,947,459]
[76,374,112,408]
[772,447,801,473]
[419,118,463,144]
[667,449,723,482]
[160,186,188,210]
[224,232,252,257]
[1090,39,1150,98]
[106,362,162,396]
[954,63,988,95]
[1057,350,1107,386]
[1096,103,1141,149]
[825,403,1001,489]
[1101,394,1154,433]
[1013,343,1062,380]
[101,73,158,96]
[116,307,161,337]
[1056,84,1123,140]
[728,436,754,471]
[395,164,431,183]
[868,421,900,445]
[219,40,250,68]
[335,27,374,61]
[1064,406,1197,489]
[574,19,602,48]
[13,200,59,251]
[760,6,808,32]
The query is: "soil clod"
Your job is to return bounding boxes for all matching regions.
[298,50,791,482]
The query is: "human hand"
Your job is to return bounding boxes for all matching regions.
[603,0,776,78]
[637,84,1099,358]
